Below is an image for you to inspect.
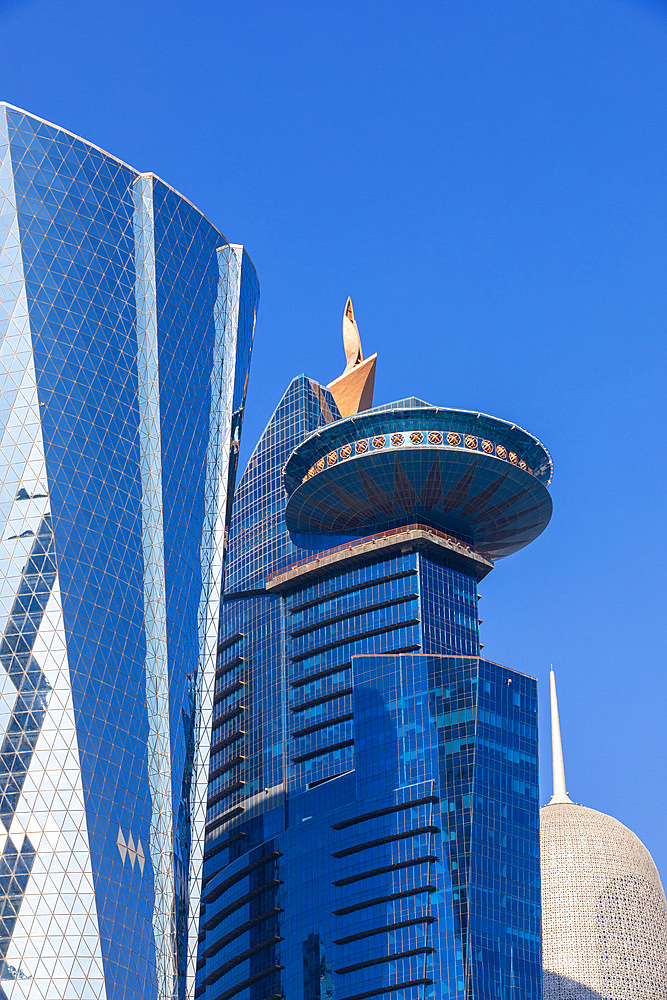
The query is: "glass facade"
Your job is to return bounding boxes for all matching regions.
[196,377,546,999]
[0,105,258,1000]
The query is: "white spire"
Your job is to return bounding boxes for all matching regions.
[549,667,572,805]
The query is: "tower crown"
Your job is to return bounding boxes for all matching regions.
[283,401,552,559]
[326,298,378,417]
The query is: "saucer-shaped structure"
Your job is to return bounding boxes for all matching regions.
[283,403,552,559]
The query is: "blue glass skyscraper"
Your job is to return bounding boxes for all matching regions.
[0,104,259,1000]
[195,309,551,1000]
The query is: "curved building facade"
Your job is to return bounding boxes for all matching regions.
[0,105,259,1000]
[196,308,550,1000]
[541,672,667,999]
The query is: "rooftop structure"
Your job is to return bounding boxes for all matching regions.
[284,399,552,558]
[541,670,667,999]
[326,297,377,417]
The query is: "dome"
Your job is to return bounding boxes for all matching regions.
[541,670,667,998]
[541,801,667,999]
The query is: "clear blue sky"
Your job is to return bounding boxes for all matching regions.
[1,0,665,874]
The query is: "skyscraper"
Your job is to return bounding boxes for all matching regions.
[0,104,259,1000]
[196,304,551,1000]
[541,671,667,999]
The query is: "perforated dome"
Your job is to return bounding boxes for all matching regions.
[541,801,667,999]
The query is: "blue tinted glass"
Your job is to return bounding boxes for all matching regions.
[0,105,258,1000]
[198,376,542,1000]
